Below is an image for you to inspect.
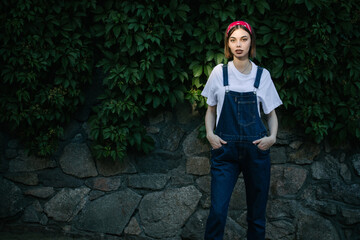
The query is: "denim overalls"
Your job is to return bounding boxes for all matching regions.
[204,65,271,240]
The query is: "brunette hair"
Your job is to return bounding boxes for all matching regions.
[224,25,256,59]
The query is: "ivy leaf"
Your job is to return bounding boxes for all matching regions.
[304,0,315,11]
[133,132,142,146]
[175,90,184,102]
[193,65,203,77]
[204,65,212,77]
[126,35,132,49]
[153,96,161,108]
[215,53,224,64]
[113,25,121,38]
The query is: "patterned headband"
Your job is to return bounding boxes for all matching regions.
[226,21,252,36]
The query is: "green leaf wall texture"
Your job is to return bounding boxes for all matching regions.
[1,0,359,160]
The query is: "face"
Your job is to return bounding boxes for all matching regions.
[228,28,251,59]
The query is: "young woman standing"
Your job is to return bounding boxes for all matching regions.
[201,21,283,240]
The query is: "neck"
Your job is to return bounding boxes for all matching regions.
[233,57,251,74]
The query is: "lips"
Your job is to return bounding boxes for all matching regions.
[235,50,243,54]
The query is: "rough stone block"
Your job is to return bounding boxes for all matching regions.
[25,187,55,198]
[170,174,194,187]
[128,174,169,190]
[289,143,321,164]
[9,150,56,172]
[311,154,338,180]
[23,201,43,223]
[149,112,164,125]
[95,157,137,177]
[289,140,303,150]
[146,126,160,134]
[276,128,299,145]
[340,163,352,183]
[266,220,295,240]
[44,187,90,222]
[168,165,194,187]
[200,195,211,209]
[195,176,211,194]
[270,165,307,196]
[270,147,287,164]
[183,125,210,157]
[134,151,182,173]
[233,210,247,229]
[351,154,360,176]
[341,207,360,225]
[88,190,105,201]
[124,217,142,236]
[59,143,98,178]
[301,184,337,216]
[224,217,246,240]
[4,172,39,185]
[0,177,25,218]
[267,199,298,219]
[186,156,210,176]
[38,168,83,188]
[295,210,340,240]
[76,189,141,235]
[139,186,202,238]
[181,209,208,240]
[329,180,360,205]
[159,124,185,152]
[309,200,337,216]
[40,214,48,225]
[85,177,122,192]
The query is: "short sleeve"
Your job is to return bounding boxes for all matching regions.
[201,64,223,106]
[257,69,283,114]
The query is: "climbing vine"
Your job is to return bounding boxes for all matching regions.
[1,0,359,160]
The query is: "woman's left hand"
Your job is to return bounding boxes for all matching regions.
[252,136,276,151]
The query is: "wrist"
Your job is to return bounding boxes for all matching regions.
[269,135,276,144]
[206,131,215,139]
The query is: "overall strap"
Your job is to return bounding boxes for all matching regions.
[222,64,228,86]
[254,66,263,89]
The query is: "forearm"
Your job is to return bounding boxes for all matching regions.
[267,110,278,141]
[205,105,227,149]
[205,106,217,138]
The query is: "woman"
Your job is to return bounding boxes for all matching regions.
[201,21,282,240]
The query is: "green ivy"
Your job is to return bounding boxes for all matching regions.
[257,0,360,144]
[0,0,95,156]
[1,0,359,160]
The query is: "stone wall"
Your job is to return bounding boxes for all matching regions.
[1,102,360,240]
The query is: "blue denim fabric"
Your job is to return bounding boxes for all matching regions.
[204,66,270,240]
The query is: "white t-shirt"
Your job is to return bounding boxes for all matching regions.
[201,61,283,125]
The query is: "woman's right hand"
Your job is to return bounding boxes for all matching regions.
[206,133,227,150]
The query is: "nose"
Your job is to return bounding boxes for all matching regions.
[236,41,241,47]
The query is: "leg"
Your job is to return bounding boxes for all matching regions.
[205,153,240,240]
[242,144,271,240]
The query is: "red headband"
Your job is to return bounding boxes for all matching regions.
[226,21,252,36]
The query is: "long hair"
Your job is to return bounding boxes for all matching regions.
[224,25,256,59]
